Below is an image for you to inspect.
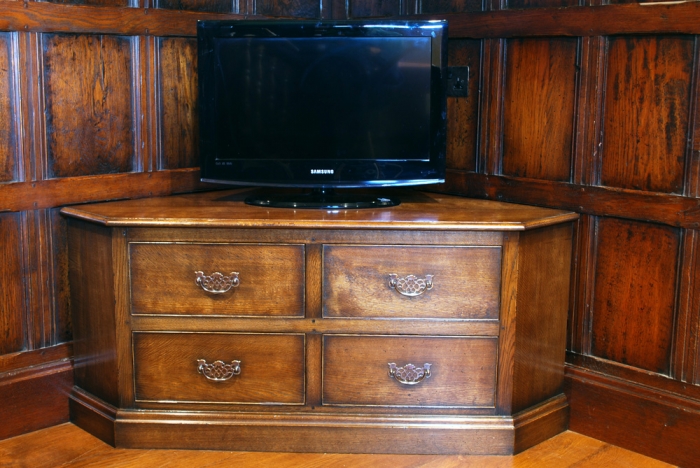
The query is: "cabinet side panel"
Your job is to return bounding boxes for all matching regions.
[512,223,574,413]
[68,220,119,406]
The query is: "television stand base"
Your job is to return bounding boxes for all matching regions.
[244,188,401,209]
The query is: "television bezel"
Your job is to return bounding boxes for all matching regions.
[196,19,448,190]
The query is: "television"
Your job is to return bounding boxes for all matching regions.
[197,19,448,208]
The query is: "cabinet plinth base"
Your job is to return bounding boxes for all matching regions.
[69,389,569,455]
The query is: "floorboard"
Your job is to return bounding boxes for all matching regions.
[0,424,675,467]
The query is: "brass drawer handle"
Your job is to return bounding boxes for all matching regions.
[197,359,241,381]
[388,274,434,297]
[388,362,431,385]
[195,271,240,294]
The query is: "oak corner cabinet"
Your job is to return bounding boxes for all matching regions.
[61,189,579,454]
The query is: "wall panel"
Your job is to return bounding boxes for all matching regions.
[257,0,320,17]
[421,0,483,14]
[502,37,577,181]
[43,33,135,178]
[590,219,679,374]
[0,213,26,355]
[447,39,481,172]
[348,0,400,18]
[158,37,198,170]
[155,0,235,13]
[0,33,17,183]
[601,35,694,194]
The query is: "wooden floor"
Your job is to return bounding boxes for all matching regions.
[0,424,675,468]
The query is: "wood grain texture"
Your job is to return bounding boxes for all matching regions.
[440,172,700,229]
[436,2,700,39]
[0,2,248,37]
[601,35,693,194]
[158,37,199,170]
[43,0,130,6]
[507,0,577,8]
[133,332,305,404]
[0,424,676,467]
[156,0,235,13]
[323,245,501,319]
[590,217,679,374]
[0,212,25,355]
[257,0,320,17]
[0,32,17,183]
[67,220,120,407]
[43,33,134,178]
[60,188,579,230]
[512,223,573,413]
[0,360,73,441]
[503,38,577,182]
[1,169,210,212]
[421,0,483,14]
[566,364,697,467]
[447,39,480,172]
[322,335,497,407]
[348,0,400,18]
[129,242,305,316]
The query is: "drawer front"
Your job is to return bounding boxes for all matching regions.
[323,245,501,319]
[322,335,497,407]
[133,332,305,404]
[129,243,305,316]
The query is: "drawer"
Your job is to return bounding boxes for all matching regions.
[322,335,497,407]
[129,243,305,316]
[133,332,305,404]
[323,245,501,319]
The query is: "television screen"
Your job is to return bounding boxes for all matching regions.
[197,20,448,208]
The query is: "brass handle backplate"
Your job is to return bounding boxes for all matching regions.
[195,271,240,294]
[388,274,434,297]
[197,359,241,381]
[388,362,432,385]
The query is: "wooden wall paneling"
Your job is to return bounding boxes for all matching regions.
[446,39,481,172]
[0,213,26,355]
[420,0,484,14]
[440,2,700,39]
[320,0,348,19]
[42,33,136,178]
[256,0,320,17]
[601,35,694,194]
[155,0,236,13]
[502,37,577,182]
[572,36,605,186]
[479,38,505,175]
[138,35,156,173]
[590,217,680,375]
[40,0,132,6]
[507,0,577,10]
[672,229,699,383]
[0,32,17,183]
[347,0,400,18]
[158,36,198,170]
[567,214,595,354]
[50,208,72,345]
[21,209,57,350]
[686,37,700,198]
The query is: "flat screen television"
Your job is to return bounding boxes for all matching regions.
[197,19,448,208]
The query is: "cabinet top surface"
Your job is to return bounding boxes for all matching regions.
[60,189,578,231]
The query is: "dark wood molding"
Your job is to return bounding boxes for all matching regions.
[0,357,73,440]
[0,169,215,213]
[438,171,700,228]
[432,2,700,39]
[565,362,700,467]
[0,343,71,373]
[0,2,251,37]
